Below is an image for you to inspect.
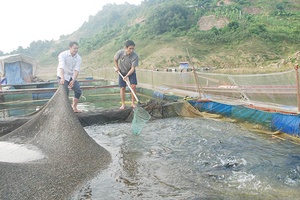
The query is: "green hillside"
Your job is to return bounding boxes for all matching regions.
[4,0,300,75]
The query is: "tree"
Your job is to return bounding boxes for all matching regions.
[228,21,239,31]
[146,3,195,35]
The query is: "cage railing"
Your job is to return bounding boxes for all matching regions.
[87,66,300,113]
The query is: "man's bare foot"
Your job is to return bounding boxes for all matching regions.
[120,104,125,109]
[131,104,137,108]
[72,107,82,113]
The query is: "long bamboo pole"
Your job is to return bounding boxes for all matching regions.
[295,64,300,112]
[186,48,205,99]
[0,85,118,95]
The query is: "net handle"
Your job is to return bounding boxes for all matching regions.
[114,67,140,103]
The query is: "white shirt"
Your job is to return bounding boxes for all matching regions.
[57,50,82,81]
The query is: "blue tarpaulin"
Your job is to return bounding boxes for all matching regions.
[0,54,36,85]
[188,100,300,136]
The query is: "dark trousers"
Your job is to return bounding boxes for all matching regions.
[57,77,82,99]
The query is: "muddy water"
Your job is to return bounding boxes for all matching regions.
[73,117,300,199]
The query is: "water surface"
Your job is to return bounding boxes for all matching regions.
[73,117,300,199]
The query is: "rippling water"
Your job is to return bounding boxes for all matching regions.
[73,117,300,199]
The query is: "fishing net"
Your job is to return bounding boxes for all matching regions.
[131,106,151,135]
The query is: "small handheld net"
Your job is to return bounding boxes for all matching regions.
[114,68,151,135]
[131,107,151,135]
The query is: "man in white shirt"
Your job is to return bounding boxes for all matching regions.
[57,41,82,112]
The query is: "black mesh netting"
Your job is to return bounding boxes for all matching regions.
[0,85,111,200]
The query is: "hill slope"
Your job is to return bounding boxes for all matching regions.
[5,0,300,77]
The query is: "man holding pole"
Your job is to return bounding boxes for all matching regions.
[114,40,139,109]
